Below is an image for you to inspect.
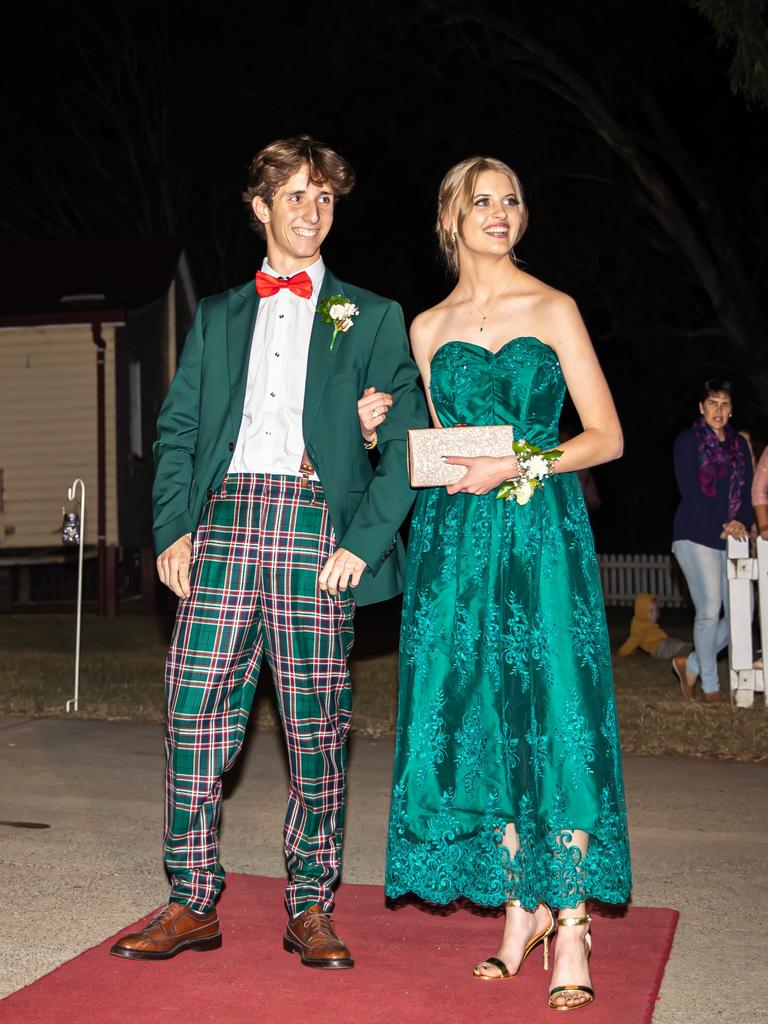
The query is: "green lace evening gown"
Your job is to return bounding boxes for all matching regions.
[385,338,631,910]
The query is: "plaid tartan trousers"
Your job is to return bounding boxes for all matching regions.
[164,473,355,916]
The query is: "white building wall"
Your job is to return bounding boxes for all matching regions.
[0,324,119,548]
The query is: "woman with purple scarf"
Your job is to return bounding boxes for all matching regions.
[671,379,753,703]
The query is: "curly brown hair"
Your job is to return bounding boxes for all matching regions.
[242,135,356,237]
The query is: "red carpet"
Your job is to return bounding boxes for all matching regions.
[0,874,677,1024]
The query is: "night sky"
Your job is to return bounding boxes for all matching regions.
[2,0,766,551]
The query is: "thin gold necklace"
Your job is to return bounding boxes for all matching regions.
[461,279,515,333]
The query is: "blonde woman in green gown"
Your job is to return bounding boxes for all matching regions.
[363,157,632,1011]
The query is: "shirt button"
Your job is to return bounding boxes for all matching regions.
[228,442,234,451]
[270,392,276,397]
[278,314,284,319]
[275,352,280,357]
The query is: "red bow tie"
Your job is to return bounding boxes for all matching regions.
[255,269,313,299]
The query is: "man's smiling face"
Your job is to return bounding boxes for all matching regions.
[252,165,335,270]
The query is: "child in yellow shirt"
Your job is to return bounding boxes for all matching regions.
[618,593,692,659]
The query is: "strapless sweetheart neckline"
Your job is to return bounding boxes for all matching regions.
[430,337,553,362]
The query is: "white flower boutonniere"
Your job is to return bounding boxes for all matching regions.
[497,439,563,505]
[317,294,360,351]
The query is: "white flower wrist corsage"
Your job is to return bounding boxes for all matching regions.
[497,440,563,505]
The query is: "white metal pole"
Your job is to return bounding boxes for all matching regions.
[65,479,85,714]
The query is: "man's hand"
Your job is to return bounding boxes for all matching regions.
[157,533,193,598]
[318,547,367,596]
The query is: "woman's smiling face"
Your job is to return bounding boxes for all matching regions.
[454,170,523,259]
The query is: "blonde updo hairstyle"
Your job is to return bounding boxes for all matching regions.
[436,156,528,277]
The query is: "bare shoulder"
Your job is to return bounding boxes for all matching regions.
[523,279,586,350]
[519,273,577,316]
[409,307,439,342]
[409,297,455,353]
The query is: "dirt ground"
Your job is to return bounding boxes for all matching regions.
[0,605,765,760]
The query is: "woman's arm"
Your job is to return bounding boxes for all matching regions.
[733,436,754,529]
[335,301,428,576]
[440,290,621,496]
[617,633,641,657]
[752,448,768,539]
[672,430,700,502]
[545,295,623,474]
[355,309,441,441]
[409,311,443,429]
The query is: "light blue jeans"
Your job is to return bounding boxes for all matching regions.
[672,540,728,693]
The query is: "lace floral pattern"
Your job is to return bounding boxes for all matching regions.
[502,594,532,690]
[407,691,449,787]
[555,695,598,789]
[482,596,502,691]
[451,605,481,691]
[386,338,631,909]
[387,784,631,910]
[496,710,521,776]
[569,595,603,686]
[430,343,495,424]
[525,713,550,781]
[454,696,488,796]
[401,588,443,683]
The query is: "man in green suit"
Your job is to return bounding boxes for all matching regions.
[111,136,427,967]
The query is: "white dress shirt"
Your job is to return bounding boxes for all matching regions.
[228,256,325,476]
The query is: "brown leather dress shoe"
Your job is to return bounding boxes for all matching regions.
[110,902,221,960]
[702,689,724,704]
[283,905,354,969]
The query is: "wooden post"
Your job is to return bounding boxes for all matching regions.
[17,566,31,605]
[727,536,765,708]
[757,538,768,704]
[91,323,108,616]
[140,545,159,615]
[104,544,118,619]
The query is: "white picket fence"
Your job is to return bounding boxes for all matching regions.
[726,536,767,709]
[598,553,689,608]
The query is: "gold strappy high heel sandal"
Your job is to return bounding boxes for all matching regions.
[548,913,595,1011]
[473,901,556,981]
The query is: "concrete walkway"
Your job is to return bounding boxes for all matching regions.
[1,714,766,1022]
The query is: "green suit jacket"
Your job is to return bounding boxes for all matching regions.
[152,267,428,605]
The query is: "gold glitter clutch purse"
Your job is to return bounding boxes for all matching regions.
[407,425,515,487]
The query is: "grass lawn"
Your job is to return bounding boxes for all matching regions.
[0,610,765,761]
